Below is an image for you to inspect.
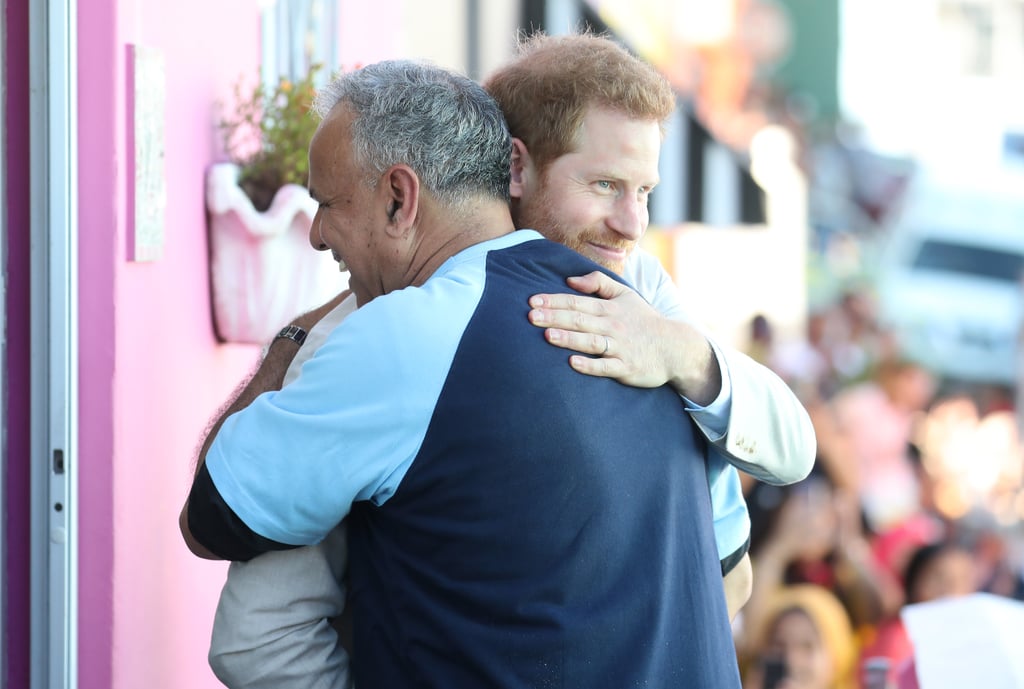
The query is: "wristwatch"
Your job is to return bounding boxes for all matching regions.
[273,324,308,347]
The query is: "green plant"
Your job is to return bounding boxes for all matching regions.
[218,65,323,212]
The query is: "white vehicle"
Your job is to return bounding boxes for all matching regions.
[874,180,1024,386]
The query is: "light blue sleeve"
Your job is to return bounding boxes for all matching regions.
[205,268,486,546]
[707,462,751,560]
[624,248,749,559]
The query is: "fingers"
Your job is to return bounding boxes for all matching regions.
[528,291,609,317]
[564,271,630,299]
[545,327,612,359]
[528,298,612,341]
[529,270,631,311]
[534,327,621,379]
[568,352,619,378]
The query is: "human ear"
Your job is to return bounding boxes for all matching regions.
[382,165,420,237]
[509,138,532,202]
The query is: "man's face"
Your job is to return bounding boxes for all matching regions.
[513,106,661,275]
[307,106,386,304]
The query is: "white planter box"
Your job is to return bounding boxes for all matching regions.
[206,162,348,344]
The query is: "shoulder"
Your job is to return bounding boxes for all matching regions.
[313,235,532,369]
[624,247,690,320]
[623,247,670,290]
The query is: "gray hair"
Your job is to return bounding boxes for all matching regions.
[312,60,511,207]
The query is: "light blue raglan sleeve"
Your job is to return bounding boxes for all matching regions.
[625,248,748,560]
[204,274,484,547]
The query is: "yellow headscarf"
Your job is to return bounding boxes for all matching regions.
[754,584,859,689]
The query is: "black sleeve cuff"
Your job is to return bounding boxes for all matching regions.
[187,463,298,561]
[720,536,751,577]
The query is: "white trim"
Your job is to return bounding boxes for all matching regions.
[260,0,280,88]
[545,0,582,35]
[702,141,740,228]
[29,0,79,686]
[651,103,688,226]
[260,0,339,87]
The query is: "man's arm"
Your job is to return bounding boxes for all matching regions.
[180,292,351,560]
[723,553,752,621]
[210,527,352,689]
[208,294,357,689]
[183,279,471,561]
[527,265,815,485]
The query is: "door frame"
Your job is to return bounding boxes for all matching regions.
[28,0,79,686]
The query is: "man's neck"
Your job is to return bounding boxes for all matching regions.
[401,199,516,290]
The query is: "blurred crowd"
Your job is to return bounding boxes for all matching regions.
[734,291,1024,689]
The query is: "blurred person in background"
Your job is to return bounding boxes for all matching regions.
[746,313,776,368]
[825,358,936,533]
[741,584,858,689]
[774,288,896,405]
[738,470,902,659]
[827,289,893,385]
[950,513,1024,601]
[857,540,977,688]
[865,442,947,593]
[917,391,1024,592]
[772,310,840,404]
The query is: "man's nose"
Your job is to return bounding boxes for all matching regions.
[309,213,329,251]
[606,195,646,241]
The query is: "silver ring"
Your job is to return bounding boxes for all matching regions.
[601,336,610,356]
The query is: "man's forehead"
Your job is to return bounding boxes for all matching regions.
[577,105,660,138]
[558,110,661,178]
[309,136,351,204]
[312,107,352,146]
[310,109,355,164]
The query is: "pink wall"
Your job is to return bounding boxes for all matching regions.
[76,4,118,686]
[78,1,261,687]
[337,0,404,66]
